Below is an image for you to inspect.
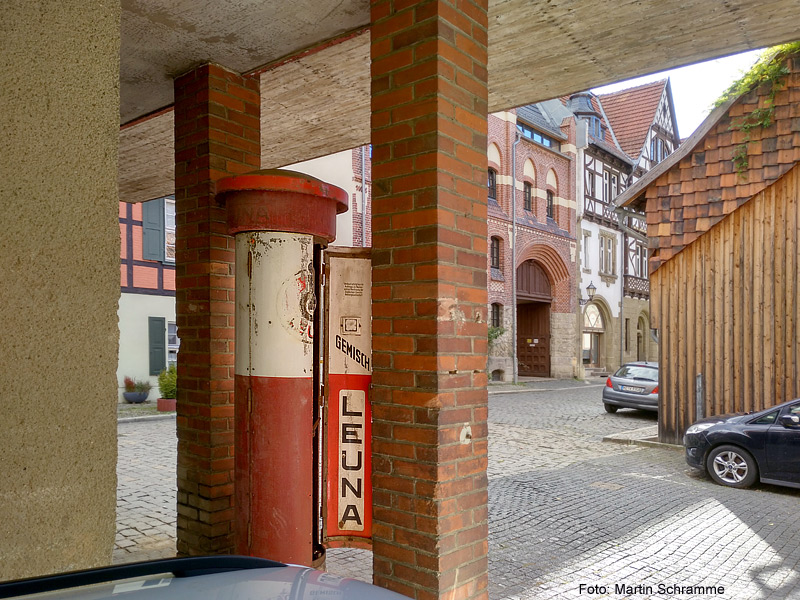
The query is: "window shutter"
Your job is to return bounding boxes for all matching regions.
[149,316,166,376]
[142,197,165,261]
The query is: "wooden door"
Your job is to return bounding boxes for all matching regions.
[517,302,550,376]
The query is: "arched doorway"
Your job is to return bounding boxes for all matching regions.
[582,303,604,367]
[637,315,648,360]
[517,260,551,377]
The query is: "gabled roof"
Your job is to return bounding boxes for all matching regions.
[615,51,800,273]
[598,80,669,160]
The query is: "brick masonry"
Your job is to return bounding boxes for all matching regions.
[370,1,490,598]
[173,63,260,556]
[487,111,578,380]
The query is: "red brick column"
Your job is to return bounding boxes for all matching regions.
[173,64,260,555]
[370,2,489,599]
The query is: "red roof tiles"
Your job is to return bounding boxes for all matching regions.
[599,80,667,159]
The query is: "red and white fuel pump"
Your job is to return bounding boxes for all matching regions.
[217,170,348,565]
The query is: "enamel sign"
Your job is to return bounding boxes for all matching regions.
[324,248,372,545]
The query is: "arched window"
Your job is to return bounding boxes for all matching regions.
[491,303,502,328]
[490,236,501,270]
[488,169,497,201]
[584,304,604,331]
[546,190,554,219]
[523,182,532,211]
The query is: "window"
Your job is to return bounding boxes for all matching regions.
[750,410,779,425]
[583,232,591,268]
[588,116,605,138]
[488,169,497,201]
[599,234,616,276]
[516,122,555,148]
[546,190,554,219]
[142,195,175,263]
[165,198,176,263]
[587,172,597,199]
[491,303,502,328]
[602,171,610,203]
[523,182,532,211]
[490,237,501,270]
[148,317,166,376]
[633,243,648,277]
[583,304,604,330]
[625,318,630,352]
[168,322,180,367]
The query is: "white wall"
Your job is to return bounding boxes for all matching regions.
[117,292,176,402]
[286,149,357,246]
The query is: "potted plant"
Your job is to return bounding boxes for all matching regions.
[157,365,177,412]
[122,376,151,403]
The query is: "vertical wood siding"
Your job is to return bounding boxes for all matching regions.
[653,164,800,443]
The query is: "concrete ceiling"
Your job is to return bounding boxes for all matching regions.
[119,0,800,201]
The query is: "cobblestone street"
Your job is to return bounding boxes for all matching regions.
[115,382,800,598]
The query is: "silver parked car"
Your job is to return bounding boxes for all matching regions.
[602,362,659,413]
[0,556,406,600]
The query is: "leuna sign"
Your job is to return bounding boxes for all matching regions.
[325,249,372,544]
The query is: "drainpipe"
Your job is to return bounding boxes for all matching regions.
[511,132,521,384]
[619,226,625,368]
[361,146,367,247]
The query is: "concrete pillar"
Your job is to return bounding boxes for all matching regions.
[0,1,119,580]
[370,1,490,599]
[217,170,347,565]
[173,63,260,555]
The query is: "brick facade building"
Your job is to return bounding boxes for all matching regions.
[486,105,579,380]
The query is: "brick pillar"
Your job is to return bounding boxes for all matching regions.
[173,64,260,555]
[370,2,489,599]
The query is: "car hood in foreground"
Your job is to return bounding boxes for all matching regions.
[4,566,405,600]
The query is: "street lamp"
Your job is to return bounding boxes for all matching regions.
[579,281,596,306]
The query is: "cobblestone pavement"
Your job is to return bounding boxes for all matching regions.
[116,383,800,599]
[114,417,177,563]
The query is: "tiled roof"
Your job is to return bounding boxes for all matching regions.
[616,55,800,273]
[599,80,667,159]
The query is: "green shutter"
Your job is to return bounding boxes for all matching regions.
[149,317,166,375]
[142,197,165,261]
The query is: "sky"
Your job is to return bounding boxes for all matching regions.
[592,49,763,140]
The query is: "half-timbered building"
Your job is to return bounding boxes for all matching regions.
[571,81,679,376]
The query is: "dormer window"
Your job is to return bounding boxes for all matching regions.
[516,122,556,149]
[588,116,605,138]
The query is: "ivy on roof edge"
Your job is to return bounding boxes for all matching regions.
[715,41,800,178]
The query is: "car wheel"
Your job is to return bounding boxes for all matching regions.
[705,445,758,488]
[604,403,618,413]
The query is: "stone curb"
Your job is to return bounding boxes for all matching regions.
[118,413,177,424]
[602,426,684,451]
[489,383,605,395]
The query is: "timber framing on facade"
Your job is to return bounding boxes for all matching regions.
[616,49,800,444]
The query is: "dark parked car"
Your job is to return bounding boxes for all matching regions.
[684,398,800,489]
[602,362,659,413]
[0,556,406,600]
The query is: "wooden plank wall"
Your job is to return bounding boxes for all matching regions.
[652,164,800,444]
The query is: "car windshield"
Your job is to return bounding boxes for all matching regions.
[614,365,657,381]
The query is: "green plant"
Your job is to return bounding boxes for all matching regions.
[158,364,177,399]
[488,326,506,344]
[714,41,800,178]
[123,376,151,394]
